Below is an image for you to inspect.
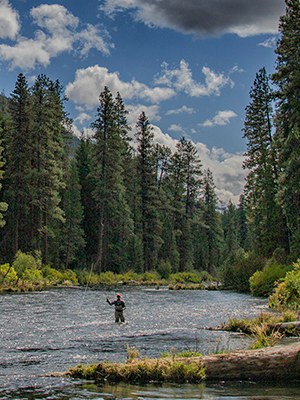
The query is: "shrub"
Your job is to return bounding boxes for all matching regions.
[142,271,160,282]
[22,267,43,283]
[170,271,211,284]
[269,260,300,311]
[0,263,18,284]
[42,266,64,285]
[12,251,42,279]
[157,260,172,279]
[98,271,117,285]
[119,270,140,283]
[249,263,291,297]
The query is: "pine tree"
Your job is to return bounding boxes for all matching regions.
[168,137,203,271]
[0,140,7,230]
[222,201,240,256]
[243,67,288,256]
[272,0,300,259]
[201,169,223,273]
[76,136,98,265]
[59,160,85,268]
[135,112,162,271]
[91,87,133,272]
[29,75,68,262]
[2,73,32,257]
[0,98,8,231]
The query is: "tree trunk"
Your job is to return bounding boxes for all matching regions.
[201,342,300,381]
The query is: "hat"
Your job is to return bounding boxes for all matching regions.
[116,293,121,297]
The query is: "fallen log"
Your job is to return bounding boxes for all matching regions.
[67,342,300,383]
[202,341,300,381]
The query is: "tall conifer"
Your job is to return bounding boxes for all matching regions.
[272,0,300,258]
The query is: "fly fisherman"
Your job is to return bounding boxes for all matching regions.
[106,293,126,322]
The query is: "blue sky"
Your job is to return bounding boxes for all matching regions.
[0,0,286,204]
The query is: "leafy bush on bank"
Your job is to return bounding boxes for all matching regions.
[249,262,292,297]
[0,251,78,291]
[269,260,300,311]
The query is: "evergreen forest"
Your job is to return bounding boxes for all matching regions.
[0,0,299,306]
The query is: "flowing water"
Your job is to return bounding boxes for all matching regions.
[0,287,299,399]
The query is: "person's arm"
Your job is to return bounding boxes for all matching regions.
[106,298,113,305]
[122,301,126,310]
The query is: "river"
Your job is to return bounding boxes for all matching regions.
[0,287,299,399]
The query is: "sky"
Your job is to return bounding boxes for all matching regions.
[0,0,286,205]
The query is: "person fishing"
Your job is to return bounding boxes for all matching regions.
[106,293,126,323]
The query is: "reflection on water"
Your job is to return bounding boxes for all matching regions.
[0,287,299,399]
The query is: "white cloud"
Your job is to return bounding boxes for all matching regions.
[166,105,195,115]
[126,104,161,126]
[259,36,278,48]
[100,0,284,38]
[0,0,20,40]
[0,35,51,69]
[65,65,175,110]
[168,124,185,134]
[30,4,79,33]
[75,24,113,56]
[155,60,233,97]
[75,112,92,125]
[0,4,113,70]
[229,65,244,74]
[201,110,237,127]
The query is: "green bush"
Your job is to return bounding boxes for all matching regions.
[61,269,79,285]
[0,263,18,284]
[118,270,141,282]
[269,260,300,311]
[99,271,117,285]
[42,266,64,285]
[142,271,160,282]
[22,267,43,283]
[157,260,172,279]
[249,263,291,297]
[170,271,212,284]
[12,251,42,279]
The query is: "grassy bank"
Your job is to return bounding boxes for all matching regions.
[0,254,216,293]
[217,311,300,348]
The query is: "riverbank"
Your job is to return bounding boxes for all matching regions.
[68,341,300,384]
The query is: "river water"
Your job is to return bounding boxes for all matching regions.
[0,287,299,399]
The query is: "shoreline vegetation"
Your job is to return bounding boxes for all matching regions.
[1,252,299,315]
[66,311,300,384]
[67,342,300,384]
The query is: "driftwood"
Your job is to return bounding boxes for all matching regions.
[201,341,300,381]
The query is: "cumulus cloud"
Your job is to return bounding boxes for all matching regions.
[65,65,175,109]
[0,0,20,40]
[166,105,195,116]
[100,0,284,38]
[155,60,233,97]
[201,110,237,127]
[74,112,93,125]
[168,124,185,134]
[0,4,113,69]
[126,104,161,126]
